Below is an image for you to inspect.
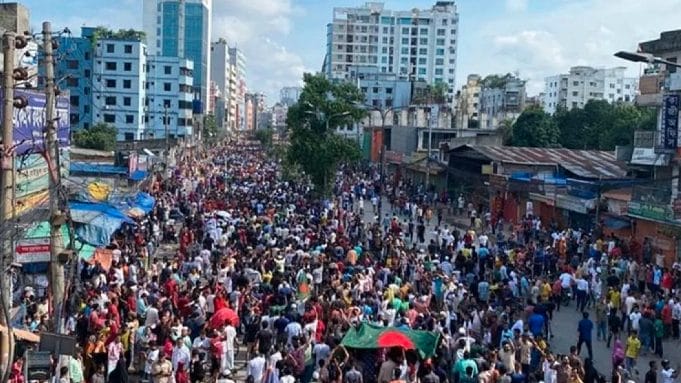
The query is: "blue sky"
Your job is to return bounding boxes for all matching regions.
[18,0,681,103]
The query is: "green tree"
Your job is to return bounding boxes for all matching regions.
[498,118,514,145]
[203,114,218,144]
[286,73,365,195]
[73,123,117,151]
[254,128,273,149]
[510,106,559,147]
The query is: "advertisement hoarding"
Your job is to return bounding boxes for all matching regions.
[662,94,679,150]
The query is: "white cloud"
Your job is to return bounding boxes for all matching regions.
[461,0,681,95]
[212,0,311,102]
[505,0,529,12]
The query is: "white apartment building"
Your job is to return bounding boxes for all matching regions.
[229,46,247,130]
[280,86,302,107]
[146,56,194,138]
[210,39,230,129]
[543,66,638,114]
[92,39,148,141]
[324,1,458,101]
[454,74,481,129]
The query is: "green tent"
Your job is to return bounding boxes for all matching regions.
[23,221,96,261]
[340,323,441,359]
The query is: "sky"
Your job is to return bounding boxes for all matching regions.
[17,0,681,103]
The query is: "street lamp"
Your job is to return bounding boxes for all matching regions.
[614,51,681,69]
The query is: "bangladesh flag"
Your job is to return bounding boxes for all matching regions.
[341,323,440,358]
[297,270,310,300]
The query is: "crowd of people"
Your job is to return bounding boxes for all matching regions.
[8,139,681,383]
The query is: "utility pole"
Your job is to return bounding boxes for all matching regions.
[0,31,15,383]
[44,21,66,333]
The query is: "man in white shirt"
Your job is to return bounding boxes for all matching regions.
[285,320,302,346]
[171,338,191,371]
[247,353,267,383]
[629,306,642,332]
[661,360,679,383]
[222,322,237,373]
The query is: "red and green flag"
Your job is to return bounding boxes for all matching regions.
[341,323,440,358]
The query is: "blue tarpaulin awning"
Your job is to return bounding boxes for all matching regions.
[129,170,148,181]
[69,201,135,246]
[70,163,127,175]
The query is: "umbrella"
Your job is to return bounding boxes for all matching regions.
[127,207,145,218]
[208,307,239,329]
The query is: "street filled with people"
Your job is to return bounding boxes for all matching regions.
[14,140,681,383]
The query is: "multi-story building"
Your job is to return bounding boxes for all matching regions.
[350,65,412,109]
[479,74,526,129]
[228,46,247,130]
[245,92,266,130]
[454,74,481,129]
[55,26,96,131]
[280,86,302,107]
[210,39,230,129]
[272,102,288,130]
[543,66,638,114]
[91,37,148,141]
[324,1,459,101]
[146,56,194,138]
[143,0,212,112]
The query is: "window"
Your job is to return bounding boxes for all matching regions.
[418,68,426,75]
[400,47,408,55]
[124,62,132,71]
[572,91,578,96]
[435,58,444,65]
[418,58,426,65]
[573,81,579,86]
[105,96,116,106]
[442,19,448,25]
[381,56,387,63]
[164,66,172,74]
[625,84,630,89]
[609,83,615,88]
[84,69,91,78]
[84,52,90,60]
[125,115,134,123]
[164,82,171,91]
[373,87,379,93]
[70,96,79,106]
[402,27,409,34]
[103,114,115,123]
[386,88,393,94]
[105,62,116,70]
[105,79,116,88]
[106,44,114,53]
[124,133,134,141]
[401,38,409,45]
[420,28,428,35]
[400,57,408,64]
[451,29,456,35]
[419,38,428,45]
[66,60,78,69]
[123,79,131,89]
[84,87,90,95]
[123,97,131,106]
[66,77,79,87]
[435,68,443,75]
[84,105,90,113]
[437,29,446,36]
[436,39,445,46]
[436,48,444,55]
[450,39,456,45]
[419,48,427,55]
[124,44,133,53]
[382,37,388,44]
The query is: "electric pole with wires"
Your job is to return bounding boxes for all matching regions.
[43,21,67,333]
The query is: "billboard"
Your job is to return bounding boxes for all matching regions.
[662,94,679,150]
[0,89,70,156]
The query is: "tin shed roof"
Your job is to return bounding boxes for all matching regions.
[452,145,629,179]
